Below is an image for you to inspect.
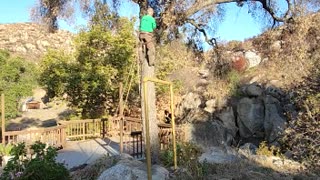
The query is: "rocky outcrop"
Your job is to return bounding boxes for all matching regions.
[177,83,289,147]
[97,155,169,180]
[237,97,265,138]
[0,23,74,60]
[199,146,241,164]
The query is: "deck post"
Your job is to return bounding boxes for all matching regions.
[1,94,5,144]
[119,83,124,154]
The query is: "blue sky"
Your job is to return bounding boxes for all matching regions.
[0,0,262,42]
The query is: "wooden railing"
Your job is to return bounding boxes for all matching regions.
[58,119,107,140]
[2,117,185,155]
[107,117,142,137]
[158,123,185,150]
[3,125,67,148]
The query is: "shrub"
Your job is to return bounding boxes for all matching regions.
[0,50,38,119]
[1,141,70,180]
[0,144,13,156]
[282,62,320,172]
[160,142,208,178]
[256,141,283,158]
[40,16,136,118]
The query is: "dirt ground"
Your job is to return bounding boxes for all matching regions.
[6,88,70,131]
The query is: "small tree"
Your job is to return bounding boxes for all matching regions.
[40,12,136,118]
[0,50,38,119]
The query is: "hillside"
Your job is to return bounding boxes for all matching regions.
[0,23,73,61]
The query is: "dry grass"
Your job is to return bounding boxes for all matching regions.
[71,155,120,180]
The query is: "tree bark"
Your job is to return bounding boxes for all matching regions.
[139,43,160,164]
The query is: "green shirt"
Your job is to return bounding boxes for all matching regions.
[140,15,156,33]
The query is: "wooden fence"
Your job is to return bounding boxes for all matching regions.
[3,125,67,148]
[58,119,106,141]
[158,123,185,150]
[2,117,184,155]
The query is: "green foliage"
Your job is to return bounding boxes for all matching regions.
[0,144,13,156]
[0,50,38,119]
[160,142,209,178]
[39,50,73,99]
[1,141,70,180]
[40,15,136,118]
[256,141,283,158]
[227,70,241,96]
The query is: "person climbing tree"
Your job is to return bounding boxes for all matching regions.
[139,7,156,66]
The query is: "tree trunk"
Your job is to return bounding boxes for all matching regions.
[140,44,160,164]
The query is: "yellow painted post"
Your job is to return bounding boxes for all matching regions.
[1,94,5,144]
[170,84,177,169]
[119,83,124,154]
[143,80,152,180]
[142,77,177,177]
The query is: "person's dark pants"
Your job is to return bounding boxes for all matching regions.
[139,32,155,66]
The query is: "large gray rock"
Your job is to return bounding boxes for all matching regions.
[217,107,238,137]
[237,97,265,138]
[244,51,261,68]
[238,143,258,156]
[265,85,284,99]
[98,158,169,180]
[175,92,202,118]
[240,83,263,97]
[199,146,241,164]
[192,121,234,147]
[263,96,286,142]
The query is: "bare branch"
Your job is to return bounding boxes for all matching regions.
[185,0,292,23]
[186,18,218,48]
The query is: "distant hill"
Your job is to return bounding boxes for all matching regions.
[0,23,74,61]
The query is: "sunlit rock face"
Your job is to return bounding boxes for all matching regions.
[0,23,74,61]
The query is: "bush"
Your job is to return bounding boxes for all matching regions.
[282,62,320,172]
[0,144,13,156]
[40,16,136,118]
[160,142,209,178]
[256,141,283,158]
[1,141,70,180]
[0,50,38,119]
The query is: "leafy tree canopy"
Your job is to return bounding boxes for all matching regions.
[32,0,320,48]
[0,50,38,119]
[40,3,136,118]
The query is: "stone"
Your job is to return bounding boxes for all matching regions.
[25,43,36,50]
[244,51,261,68]
[204,99,216,113]
[197,78,209,86]
[238,143,257,156]
[237,97,265,138]
[263,95,286,142]
[198,69,210,78]
[97,158,169,180]
[265,85,284,99]
[241,83,263,97]
[15,46,27,53]
[175,92,202,118]
[217,107,237,137]
[192,121,234,146]
[198,146,241,164]
[231,54,247,72]
[271,40,281,51]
